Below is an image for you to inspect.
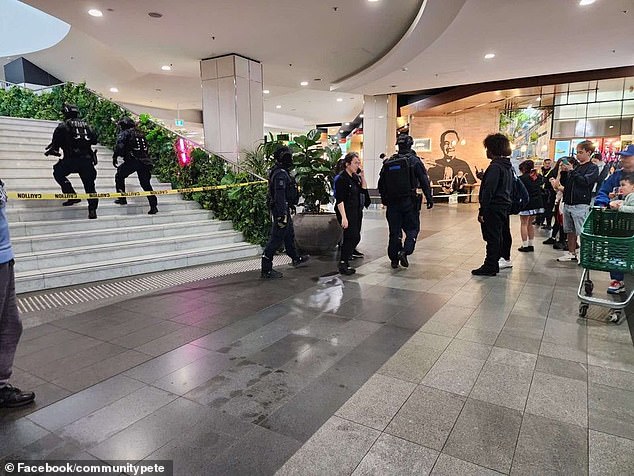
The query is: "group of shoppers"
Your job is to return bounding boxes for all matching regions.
[45,104,158,219]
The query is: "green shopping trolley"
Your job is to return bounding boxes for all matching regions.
[577,207,634,324]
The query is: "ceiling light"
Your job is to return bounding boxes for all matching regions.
[345,122,350,125]
[336,98,343,102]
[263,89,270,94]
[579,0,595,5]
[378,115,384,119]
[359,114,364,118]
[161,65,172,71]
[484,53,495,59]
[88,9,103,17]
[109,87,119,93]
[536,96,542,101]
[300,81,309,86]
[609,125,614,128]
[368,0,380,2]
[276,105,282,109]
[339,130,344,133]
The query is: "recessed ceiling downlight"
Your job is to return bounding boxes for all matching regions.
[109,87,119,93]
[484,53,495,59]
[88,9,103,17]
[161,65,172,71]
[579,0,595,5]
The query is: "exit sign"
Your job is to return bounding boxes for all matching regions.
[174,119,184,127]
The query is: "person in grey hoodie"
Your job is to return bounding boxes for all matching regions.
[472,134,514,276]
[0,179,35,408]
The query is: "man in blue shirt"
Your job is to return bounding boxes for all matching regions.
[0,180,35,408]
[594,144,634,293]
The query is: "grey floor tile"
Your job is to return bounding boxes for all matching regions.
[88,397,212,462]
[539,340,588,364]
[57,386,177,448]
[444,399,522,474]
[134,326,211,356]
[291,313,351,340]
[280,340,353,378]
[122,344,211,383]
[495,331,541,355]
[470,362,533,411]
[277,416,380,476]
[455,327,500,345]
[336,374,416,431]
[248,334,320,368]
[386,385,465,451]
[588,382,634,440]
[4,382,71,421]
[431,454,504,476]
[511,413,588,476]
[27,375,146,431]
[2,433,94,462]
[587,339,634,374]
[526,370,588,428]
[150,351,233,395]
[378,333,450,383]
[445,339,493,360]
[588,365,634,392]
[588,430,634,476]
[52,350,153,392]
[536,355,588,381]
[421,352,486,396]
[353,433,439,475]
[487,347,537,370]
[0,418,50,459]
[113,320,186,349]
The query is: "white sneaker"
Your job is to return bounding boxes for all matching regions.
[498,258,513,269]
[557,252,577,262]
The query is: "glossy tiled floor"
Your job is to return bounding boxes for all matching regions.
[2,205,633,475]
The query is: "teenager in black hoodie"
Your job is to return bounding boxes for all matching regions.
[472,134,514,276]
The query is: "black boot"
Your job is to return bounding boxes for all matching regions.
[114,197,127,205]
[338,261,356,275]
[0,384,35,408]
[292,255,310,267]
[148,206,158,215]
[62,199,81,206]
[471,266,497,276]
[391,259,399,269]
[88,209,97,219]
[398,251,409,268]
[261,269,283,279]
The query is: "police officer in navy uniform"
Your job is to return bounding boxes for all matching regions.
[45,104,99,219]
[378,134,433,269]
[261,145,309,279]
[112,117,158,215]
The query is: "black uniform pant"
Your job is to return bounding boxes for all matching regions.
[53,158,98,211]
[480,206,512,271]
[386,199,419,261]
[262,213,299,272]
[115,160,157,208]
[542,191,556,227]
[341,212,361,264]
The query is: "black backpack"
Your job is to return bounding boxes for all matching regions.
[129,131,152,165]
[381,154,413,201]
[66,119,93,155]
[267,167,298,210]
[510,171,530,215]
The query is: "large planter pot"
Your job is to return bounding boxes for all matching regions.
[293,212,342,255]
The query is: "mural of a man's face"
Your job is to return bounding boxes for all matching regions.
[441,132,459,158]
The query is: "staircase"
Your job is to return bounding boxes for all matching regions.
[0,116,261,293]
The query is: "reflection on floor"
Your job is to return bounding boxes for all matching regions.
[2,205,633,475]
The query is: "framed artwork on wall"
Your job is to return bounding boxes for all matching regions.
[414,138,432,152]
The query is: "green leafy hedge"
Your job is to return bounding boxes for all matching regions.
[0,83,270,245]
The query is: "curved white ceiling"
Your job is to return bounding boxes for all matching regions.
[0,0,69,57]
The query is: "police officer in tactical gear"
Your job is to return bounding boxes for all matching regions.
[378,134,433,269]
[261,145,309,279]
[112,117,158,214]
[45,104,99,219]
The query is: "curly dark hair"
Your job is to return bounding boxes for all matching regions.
[483,133,511,158]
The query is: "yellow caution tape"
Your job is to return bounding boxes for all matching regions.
[6,180,267,200]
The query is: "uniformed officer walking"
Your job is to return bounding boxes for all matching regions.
[45,104,99,219]
[112,117,158,215]
[378,134,434,268]
[261,145,309,279]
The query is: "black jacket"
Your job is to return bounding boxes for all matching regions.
[113,128,152,165]
[478,157,513,211]
[519,173,544,210]
[378,150,433,206]
[561,161,599,205]
[335,171,370,217]
[47,119,97,161]
[268,165,298,217]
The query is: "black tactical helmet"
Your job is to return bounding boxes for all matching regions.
[117,116,135,130]
[396,134,414,149]
[274,145,293,168]
[62,103,79,119]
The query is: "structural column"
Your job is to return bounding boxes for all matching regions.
[362,94,398,188]
[200,54,263,163]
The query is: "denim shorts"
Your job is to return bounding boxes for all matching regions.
[563,203,590,234]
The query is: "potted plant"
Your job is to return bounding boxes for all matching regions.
[290,129,343,254]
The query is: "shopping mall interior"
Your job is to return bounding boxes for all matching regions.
[1,0,634,475]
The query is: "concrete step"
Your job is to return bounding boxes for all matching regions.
[15,230,246,272]
[15,242,261,293]
[0,131,60,141]
[6,200,200,220]
[9,209,216,237]
[0,160,124,172]
[0,166,168,179]
[0,143,110,153]
[11,219,233,254]
[0,116,58,127]
[4,178,172,191]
